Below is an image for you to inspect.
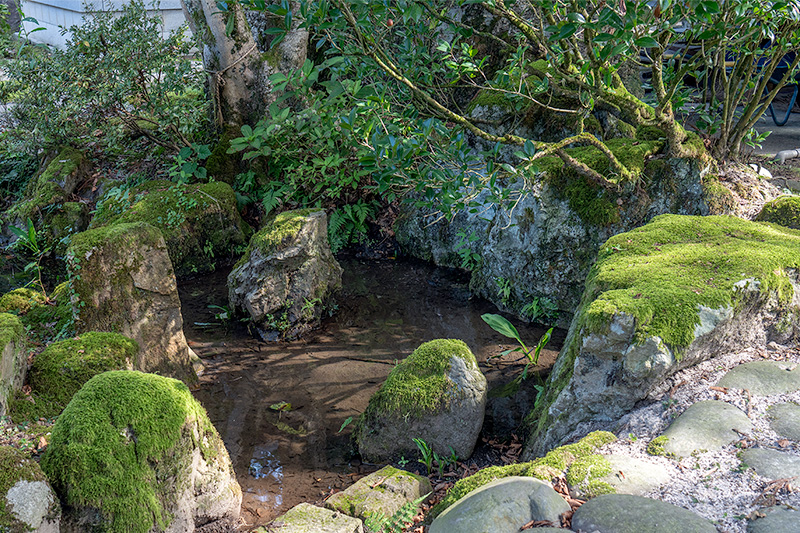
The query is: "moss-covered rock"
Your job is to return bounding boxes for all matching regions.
[0,313,25,417]
[0,446,61,532]
[68,222,201,382]
[14,282,74,345]
[90,180,251,278]
[525,215,800,457]
[228,209,342,340]
[756,195,800,230]
[41,370,241,533]
[10,332,138,422]
[43,201,90,257]
[0,288,45,315]
[430,430,615,517]
[355,339,487,462]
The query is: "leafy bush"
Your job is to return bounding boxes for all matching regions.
[1,0,208,153]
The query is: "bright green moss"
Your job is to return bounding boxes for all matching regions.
[582,215,800,347]
[565,454,616,497]
[17,282,74,344]
[430,430,615,516]
[646,435,670,457]
[11,332,138,422]
[757,196,800,230]
[0,446,48,530]
[635,125,666,141]
[361,339,477,419]
[41,370,218,533]
[0,288,44,315]
[0,313,24,351]
[702,175,736,213]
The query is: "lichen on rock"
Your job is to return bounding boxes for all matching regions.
[41,370,241,533]
[0,446,61,533]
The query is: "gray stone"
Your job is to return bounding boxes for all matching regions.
[228,209,342,341]
[429,476,570,533]
[741,448,800,480]
[5,480,60,533]
[659,401,753,458]
[747,505,800,533]
[0,313,25,416]
[67,223,202,382]
[356,339,487,462]
[568,454,672,498]
[768,402,800,440]
[266,503,364,533]
[571,494,717,533]
[325,466,432,522]
[717,361,800,395]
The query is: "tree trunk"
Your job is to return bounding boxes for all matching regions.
[180,0,308,127]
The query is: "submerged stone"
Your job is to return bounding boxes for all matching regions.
[264,503,364,533]
[355,339,487,462]
[429,476,570,533]
[325,466,431,523]
[768,402,800,440]
[572,494,716,532]
[659,400,753,458]
[717,360,800,395]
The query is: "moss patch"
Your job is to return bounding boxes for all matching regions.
[702,174,737,214]
[565,454,615,497]
[16,282,74,344]
[41,370,219,533]
[361,339,477,419]
[646,435,670,457]
[10,332,138,422]
[430,430,615,516]
[757,196,800,229]
[0,313,23,352]
[236,208,322,268]
[0,445,48,530]
[0,288,44,315]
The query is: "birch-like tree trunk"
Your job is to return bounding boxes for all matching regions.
[180,0,308,126]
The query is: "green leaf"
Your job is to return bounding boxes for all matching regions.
[634,36,659,48]
[481,313,522,344]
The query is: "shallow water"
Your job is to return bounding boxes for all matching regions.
[179,257,563,528]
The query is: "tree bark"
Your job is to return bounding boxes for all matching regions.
[180,0,308,127]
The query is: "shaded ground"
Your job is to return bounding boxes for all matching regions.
[179,257,564,529]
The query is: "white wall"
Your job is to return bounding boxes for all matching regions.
[21,0,187,48]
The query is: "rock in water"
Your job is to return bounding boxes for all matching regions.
[356,339,487,462]
[0,446,61,532]
[41,370,241,533]
[228,209,342,340]
[67,222,201,383]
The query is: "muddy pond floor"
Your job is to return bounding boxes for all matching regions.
[178,257,564,529]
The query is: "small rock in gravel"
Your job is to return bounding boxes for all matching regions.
[767,402,800,441]
[717,361,800,396]
[740,448,800,480]
[429,476,570,533]
[571,494,717,533]
[747,505,800,533]
[659,400,753,458]
[263,503,364,533]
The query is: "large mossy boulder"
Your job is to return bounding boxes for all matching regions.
[1,147,87,247]
[10,332,138,422]
[395,147,777,326]
[90,180,251,278]
[41,370,241,533]
[228,209,342,340]
[756,195,800,230]
[67,222,201,382]
[355,339,487,462]
[0,446,61,533]
[0,314,25,416]
[525,215,800,457]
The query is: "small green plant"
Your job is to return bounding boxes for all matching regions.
[433,446,458,478]
[495,277,512,306]
[337,416,354,434]
[397,456,409,468]
[301,297,322,320]
[455,229,481,270]
[482,313,553,380]
[168,143,212,183]
[521,296,559,323]
[9,218,50,301]
[328,200,377,254]
[413,437,434,475]
[364,492,430,533]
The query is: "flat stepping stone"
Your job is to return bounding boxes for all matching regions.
[325,466,431,522]
[571,494,716,533]
[568,454,672,498]
[429,476,570,533]
[264,503,364,533]
[659,400,753,458]
[768,402,800,441]
[717,361,800,395]
[747,505,800,533]
[741,448,800,480]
